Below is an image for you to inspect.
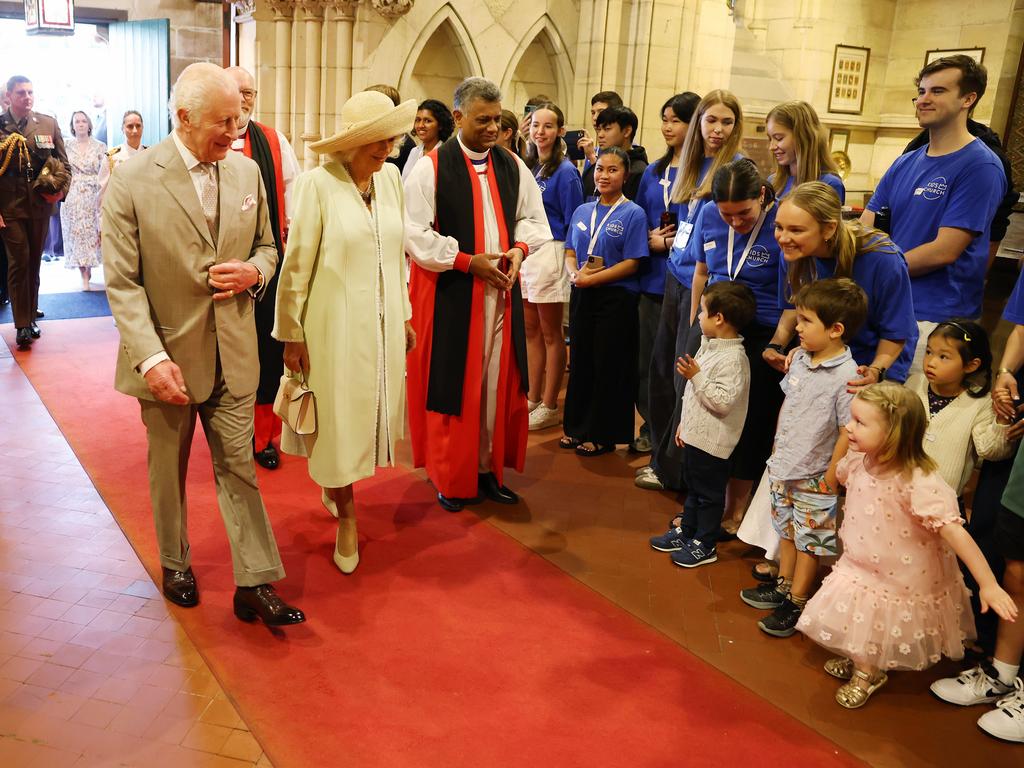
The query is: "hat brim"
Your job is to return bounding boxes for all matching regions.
[309,99,417,154]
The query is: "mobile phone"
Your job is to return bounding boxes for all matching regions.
[660,211,678,229]
[587,255,604,268]
[524,104,538,116]
[565,130,586,162]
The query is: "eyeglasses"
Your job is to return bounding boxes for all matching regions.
[240,89,257,99]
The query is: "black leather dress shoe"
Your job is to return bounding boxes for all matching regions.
[35,309,44,318]
[254,444,279,470]
[29,323,41,339]
[15,327,33,349]
[233,584,306,626]
[437,493,466,512]
[162,567,199,607]
[479,472,518,504]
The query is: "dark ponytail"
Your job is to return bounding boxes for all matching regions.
[711,158,775,205]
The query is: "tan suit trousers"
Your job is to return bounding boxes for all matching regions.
[139,359,286,587]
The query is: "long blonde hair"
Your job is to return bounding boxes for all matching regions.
[669,90,743,205]
[783,181,894,301]
[855,383,937,476]
[766,101,838,196]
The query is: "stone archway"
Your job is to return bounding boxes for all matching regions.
[399,4,482,106]
[502,16,574,114]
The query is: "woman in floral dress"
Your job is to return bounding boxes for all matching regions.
[61,111,108,290]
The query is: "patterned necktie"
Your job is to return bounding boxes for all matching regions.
[199,162,219,242]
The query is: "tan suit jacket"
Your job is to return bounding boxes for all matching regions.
[101,134,278,402]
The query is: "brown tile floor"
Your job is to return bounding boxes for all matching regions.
[0,342,272,768]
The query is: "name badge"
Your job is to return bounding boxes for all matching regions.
[659,178,672,187]
[576,221,588,232]
[703,240,716,252]
[788,377,799,386]
[673,221,694,250]
[35,135,54,149]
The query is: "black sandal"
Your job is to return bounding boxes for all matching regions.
[575,442,614,457]
[751,561,779,582]
[559,436,581,449]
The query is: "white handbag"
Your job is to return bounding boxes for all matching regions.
[273,372,317,435]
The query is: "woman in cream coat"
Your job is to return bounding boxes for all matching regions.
[274,91,417,574]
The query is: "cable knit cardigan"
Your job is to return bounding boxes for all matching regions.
[678,336,750,460]
[906,373,1015,494]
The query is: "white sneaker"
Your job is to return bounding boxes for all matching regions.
[528,399,540,413]
[634,466,664,490]
[528,404,561,431]
[930,665,1013,706]
[977,678,1024,742]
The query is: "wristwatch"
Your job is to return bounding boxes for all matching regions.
[868,365,887,381]
[765,343,785,355]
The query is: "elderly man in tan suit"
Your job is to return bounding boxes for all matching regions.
[102,63,305,627]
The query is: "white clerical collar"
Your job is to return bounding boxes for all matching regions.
[457,133,489,162]
[172,130,211,171]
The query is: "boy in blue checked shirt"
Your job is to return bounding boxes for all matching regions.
[740,278,868,636]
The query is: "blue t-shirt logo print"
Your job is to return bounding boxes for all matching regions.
[914,176,948,201]
[605,220,625,237]
[746,244,771,266]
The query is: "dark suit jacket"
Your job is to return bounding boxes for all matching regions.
[0,109,70,220]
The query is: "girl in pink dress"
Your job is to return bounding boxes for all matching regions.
[797,382,1018,708]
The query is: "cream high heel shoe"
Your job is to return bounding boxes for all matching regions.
[333,522,359,574]
[322,489,339,518]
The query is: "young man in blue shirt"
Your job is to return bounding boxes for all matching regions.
[862,55,1006,378]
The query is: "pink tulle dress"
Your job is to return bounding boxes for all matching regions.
[797,451,975,671]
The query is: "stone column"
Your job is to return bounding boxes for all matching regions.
[298,0,325,169]
[266,0,295,141]
[324,1,358,136]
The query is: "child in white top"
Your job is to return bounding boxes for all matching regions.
[651,281,755,568]
[797,383,1018,709]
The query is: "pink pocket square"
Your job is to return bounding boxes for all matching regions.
[241,194,256,212]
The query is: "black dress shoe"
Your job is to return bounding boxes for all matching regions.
[162,567,199,607]
[233,584,306,626]
[436,492,484,512]
[478,472,518,504]
[15,327,33,349]
[254,444,279,469]
[35,309,44,318]
[29,323,40,339]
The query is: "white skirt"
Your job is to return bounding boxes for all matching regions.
[521,239,570,304]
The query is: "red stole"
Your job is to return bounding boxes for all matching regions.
[407,148,529,498]
[241,121,287,241]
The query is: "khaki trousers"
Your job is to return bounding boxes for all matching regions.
[139,370,286,587]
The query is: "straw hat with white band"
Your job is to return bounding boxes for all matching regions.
[309,91,417,155]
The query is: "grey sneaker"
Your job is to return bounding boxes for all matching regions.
[634,466,664,490]
[740,581,787,610]
[758,598,803,637]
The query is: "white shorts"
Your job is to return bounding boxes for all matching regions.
[520,240,570,304]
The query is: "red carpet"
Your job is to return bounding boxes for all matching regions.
[6,318,862,767]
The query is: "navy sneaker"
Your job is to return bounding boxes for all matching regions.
[670,539,717,568]
[740,581,787,610]
[650,527,690,552]
[758,598,803,637]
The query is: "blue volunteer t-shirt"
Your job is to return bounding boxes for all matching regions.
[693,200,783,327]
[777,172,846,202]
[535,159,584,242]
[567,199,650,293]
[781,236,918,383]
[1004,268,1024,325]
[635,162,678,295]
[867,139,1006,321]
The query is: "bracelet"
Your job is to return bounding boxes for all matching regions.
[998,367,1016,376]
[868,365,886,381]
[663,236,669,250]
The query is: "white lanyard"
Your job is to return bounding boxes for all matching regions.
[661,165,673,210]
[725,206,769,281]
[587,195,626,256]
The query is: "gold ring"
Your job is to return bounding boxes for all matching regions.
[228,289,234,296]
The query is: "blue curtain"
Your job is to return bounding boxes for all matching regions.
[107,19,170,148]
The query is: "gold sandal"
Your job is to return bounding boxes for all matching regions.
[835,669,887,709]
[824,657,854,680]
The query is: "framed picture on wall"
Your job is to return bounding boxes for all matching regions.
[828,45,870,115]
[829,129,850,154]
[924,47,985,66]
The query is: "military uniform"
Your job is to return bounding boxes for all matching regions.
[0,108,70,333]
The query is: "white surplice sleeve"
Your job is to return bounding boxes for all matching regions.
[277,131,301,224]
[403,155,463,272]
[512,155,553,257]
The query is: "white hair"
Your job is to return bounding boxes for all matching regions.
[169,62,236,129]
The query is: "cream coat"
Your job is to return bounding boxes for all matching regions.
[273,161,412,488]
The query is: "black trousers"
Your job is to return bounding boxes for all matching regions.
[564,285,639,445]
[636,292,663,438]
[0,216,47,328]
[648,273,692,490]
[730,321,785,481]
[681,444,730,545]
